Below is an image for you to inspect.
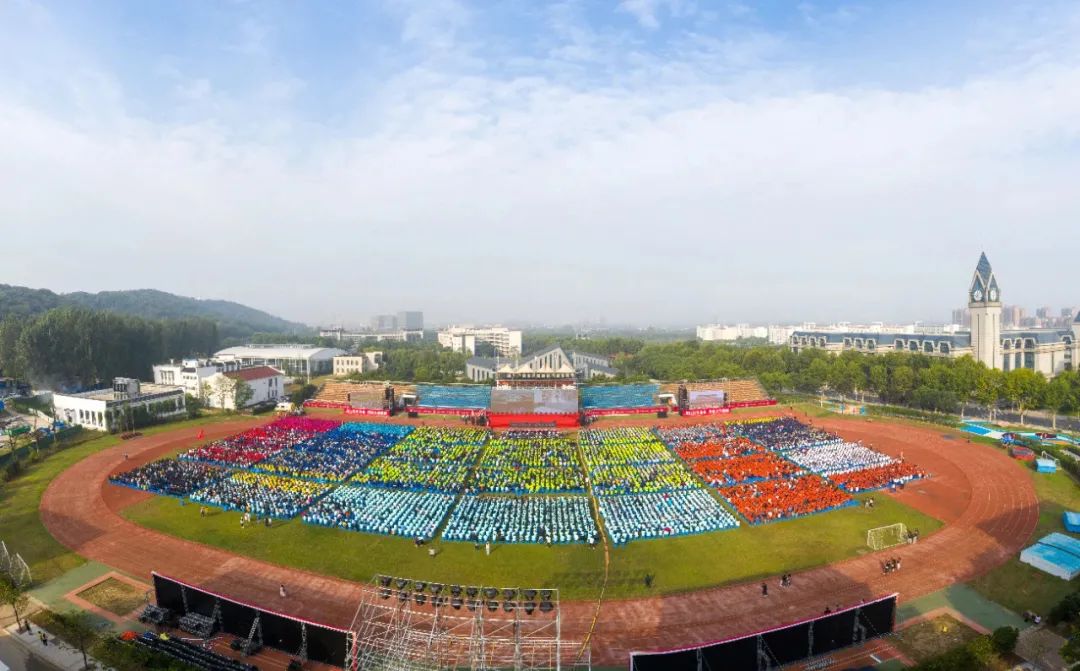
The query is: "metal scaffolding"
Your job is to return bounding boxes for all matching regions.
[346,575,589,671]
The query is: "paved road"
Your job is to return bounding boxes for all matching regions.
[0,630,62,671]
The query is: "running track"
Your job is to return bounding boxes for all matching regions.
[40,413,1038,667]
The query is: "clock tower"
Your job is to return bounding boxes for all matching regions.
[968,252,1002,369]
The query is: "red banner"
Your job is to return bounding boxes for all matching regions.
[303,400,349,409]
[410,406,486,417]
[679,406,731,417]
[343,407,391,417]
[487,412,579,428]
[584,406,667,417]
[726,399,778,409]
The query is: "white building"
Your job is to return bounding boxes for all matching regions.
[696,323,795,344]
[203,366,285,410]
[152,358,242,398]
[333,353,384,376]
[52,378,186,431]
[213,345,347,378]
[465,346,616,382]
[791,254,1080,376]
[438,326,523,356]
[319,327,422,344]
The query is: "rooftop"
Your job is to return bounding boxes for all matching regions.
[224,366,283,382]
[215,345,347,359]
[61,383,183,402]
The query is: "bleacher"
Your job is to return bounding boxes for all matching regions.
[580,384,659,410]
[660,379,770,406]
[416,384,492,409]
[310,381,416,409]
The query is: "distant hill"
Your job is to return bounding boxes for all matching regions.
[0,284,309,340]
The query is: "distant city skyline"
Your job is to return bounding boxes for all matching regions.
[3,2,1079,326]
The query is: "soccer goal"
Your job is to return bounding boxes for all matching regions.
[867,523,908,551]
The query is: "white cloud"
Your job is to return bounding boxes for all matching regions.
[1,2,1079,325]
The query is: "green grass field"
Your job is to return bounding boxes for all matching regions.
[968,461,1080,615]
[123,491,941,600]
[0,415,243,584]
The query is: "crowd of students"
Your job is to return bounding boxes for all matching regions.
[352,458,475,493]
[250,423,411,482]
[829,461,926,492]
[579,428,674,465]
[303,486,456,540]
[180,417,340,467]
[384,427,489,462]
[785,442,894,476]
[117,414,927,544]
[597,490,739,545]
[109,459,228,497]
[689,452,804,486]
[351,427,489,493]
[589,462,699,495]
[442,495,598,544]
[469,431,584,494]
[718,474,854,524]
[672,436,763,461]
[733,418,841,451]
[189,471,332,518]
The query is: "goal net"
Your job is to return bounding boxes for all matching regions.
[867,523,908,551]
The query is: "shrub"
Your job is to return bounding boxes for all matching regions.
[1051,591,1080,624]
[990,626,1019,654]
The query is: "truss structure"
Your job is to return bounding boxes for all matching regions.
[346,574,589,671]
[0,541,32,587]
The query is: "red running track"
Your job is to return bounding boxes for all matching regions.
[40,413,1038,667]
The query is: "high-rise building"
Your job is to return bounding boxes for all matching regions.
[397,311,424,332]
[1036,306,1052,320]
[1002,305,1024,327]
[951,308,970,327]
[370,314,398,331]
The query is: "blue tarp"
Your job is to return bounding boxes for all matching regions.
[1065,512,1080,534]
[1020,533,1080,580]
[1036,458,1057,473]
[580,384,658,409]
[415,384,491,409]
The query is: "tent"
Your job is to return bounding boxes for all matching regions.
[1020,533,1080,580]
[1065,512,1080,534]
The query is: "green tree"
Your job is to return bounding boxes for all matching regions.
[1042,374,1072,430]
[989,626,1019,654]
[1004,368,1047,425]
[0,575,30,633]
[888,365,916,404]
[290,383,318,405]
[949,356,985,419]
[867,364,888,399]
[184,393,204,420]
[976,369,1006,422]
[58,610,102,670]
[233,379,255,409]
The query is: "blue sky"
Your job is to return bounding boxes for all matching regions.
[2,1,1079,327]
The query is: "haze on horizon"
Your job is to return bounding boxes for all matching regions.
[2,1,1079,328]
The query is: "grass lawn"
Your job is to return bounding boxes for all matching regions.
[0,414,242,584]
[969,462,1080,616]
[77,577,146,617]
[892,614,982,663]
[123,491,941,600]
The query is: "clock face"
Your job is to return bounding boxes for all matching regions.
[989,289,998,301]
[973,289,983,301]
